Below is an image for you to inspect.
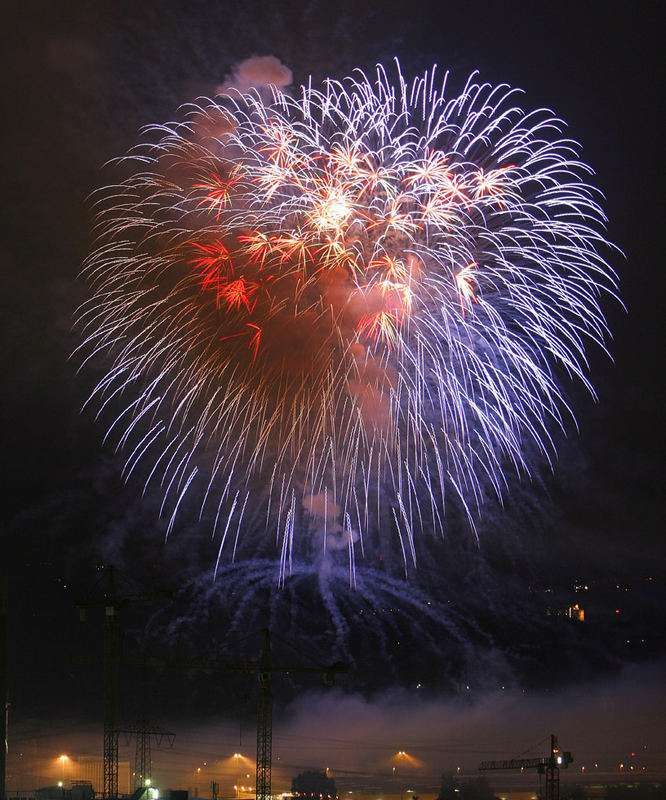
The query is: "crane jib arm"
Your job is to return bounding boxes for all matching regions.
[479,758,547,771]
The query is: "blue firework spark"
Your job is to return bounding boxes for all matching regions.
[76,61,618,581]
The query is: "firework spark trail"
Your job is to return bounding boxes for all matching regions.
[154,561,507,688]
[75,61,618,581]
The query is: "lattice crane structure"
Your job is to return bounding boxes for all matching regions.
[76,567,173,800]
[173,629,347,800]
[479,734,572,800]
[252,630,348,800]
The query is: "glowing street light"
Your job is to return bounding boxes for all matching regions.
[59,755,68,786]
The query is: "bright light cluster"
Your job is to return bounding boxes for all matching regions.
[76,62,617,582]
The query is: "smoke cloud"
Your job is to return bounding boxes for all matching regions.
[217,55,293,95]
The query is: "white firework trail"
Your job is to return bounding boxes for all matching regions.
[75,60,619,582]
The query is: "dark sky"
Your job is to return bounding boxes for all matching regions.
[1,0,664,791]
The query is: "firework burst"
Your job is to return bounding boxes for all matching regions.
[76,61,618,582]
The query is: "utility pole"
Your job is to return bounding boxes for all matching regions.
[119,720,175,791]
[123,659,175,791]
[134,719,150,793]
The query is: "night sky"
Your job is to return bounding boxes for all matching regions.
[1,0,664,793]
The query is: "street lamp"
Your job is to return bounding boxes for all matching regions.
[234,752,243,798]
[60,755,68,786]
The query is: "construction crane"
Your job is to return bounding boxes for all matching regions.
[76,566,173,800]
[171,629,348,800]
[253,630,348,800]
[479,734,572,800]
[76,567,345,800]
